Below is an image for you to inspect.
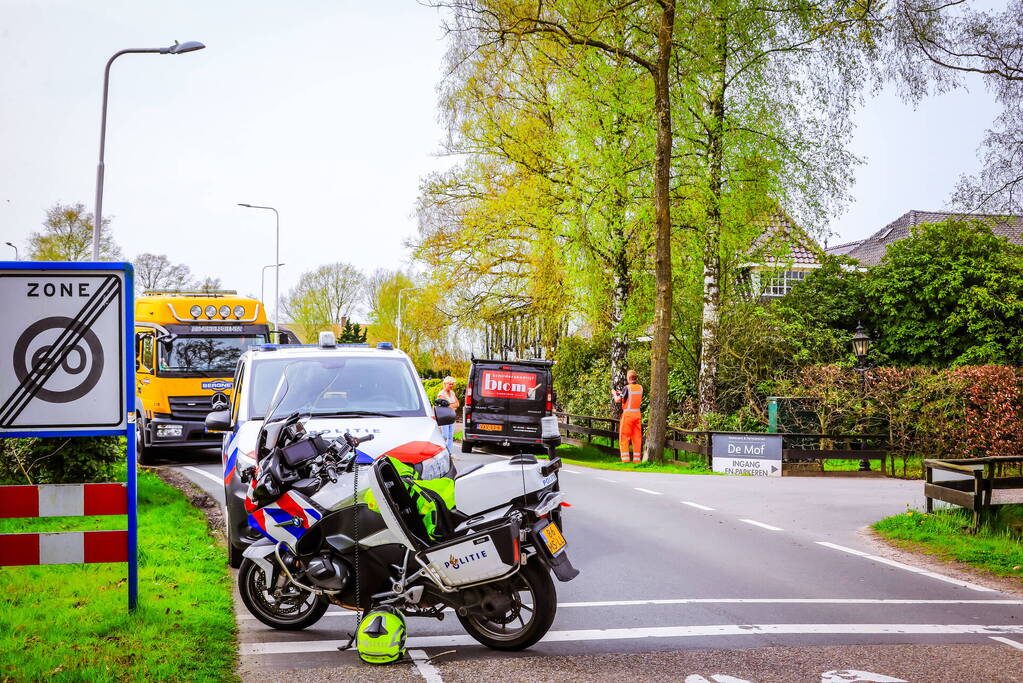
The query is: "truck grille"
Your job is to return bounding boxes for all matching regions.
[169,396,215,422]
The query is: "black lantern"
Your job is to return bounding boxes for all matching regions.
[851,322,871,363]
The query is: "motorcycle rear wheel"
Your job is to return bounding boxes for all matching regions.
[238,558,329,630]
[457,560,557,651]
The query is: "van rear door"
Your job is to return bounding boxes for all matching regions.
[470,363,548,439]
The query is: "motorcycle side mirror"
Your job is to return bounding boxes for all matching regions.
[435,404,456,426]
[205,409,231,433]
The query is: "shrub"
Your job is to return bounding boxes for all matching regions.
[0,436,123,485]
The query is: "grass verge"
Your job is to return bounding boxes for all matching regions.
[0,469,237,682]
[550,443,716,474]
[872,506,1023,582]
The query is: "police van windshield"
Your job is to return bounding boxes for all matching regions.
[252,357,425,420]
[158,335,265,376]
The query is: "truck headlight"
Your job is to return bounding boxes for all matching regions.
[219,305,231,318]
[190,305,202,318]
[205,305,217,318]
[156,424,183,439]
[234,305,245,318]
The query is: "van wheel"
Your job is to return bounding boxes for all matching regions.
[460,441,474,454]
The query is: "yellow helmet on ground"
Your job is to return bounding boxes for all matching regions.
[357,606,407,664]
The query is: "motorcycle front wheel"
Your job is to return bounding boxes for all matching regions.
[457,559,557,651]
[238,558,329,630]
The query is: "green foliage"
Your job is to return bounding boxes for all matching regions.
[338,320,368,343]
[283,262,364,342]
[0,469,236,681]
[0,436,122,485]
[867,219,1023,366]
[27,202,122,262]
[553,336,616,417]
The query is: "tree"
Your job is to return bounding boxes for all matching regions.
[283,263,364,341]
[27,202,122,261]
[890,0,1023,212]
[866,218,1023,366]
[366,270,452,369]
[433,0,679,461]
[133,253,193,293]
[196,276,223,293]
[338,321,368,343]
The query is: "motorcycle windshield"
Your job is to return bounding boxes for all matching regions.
[263,359,345,425]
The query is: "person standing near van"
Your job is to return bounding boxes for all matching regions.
[437,376,460,453]
[612,370,643,463]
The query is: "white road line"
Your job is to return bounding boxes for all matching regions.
[990,636,1023,650]
[598,477,619,483]
[409,649,444,683]
[183,466,222,486]
[816,541,996,592]
[561,469,581,475]
[681,501,715,511]
[634,487,663,495]
[239,623,1023,654]
[236,598,1023,620]
[740,519,783,531]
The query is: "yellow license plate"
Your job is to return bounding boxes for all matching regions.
[540,522,567,555]
[477,423,502,432]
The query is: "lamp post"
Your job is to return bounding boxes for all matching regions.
[851,322,872,472]
[261,263,284,316]
[397,287,417,350]
[93,40,205,260]
[4,242,17,261]
[238,204,280,334]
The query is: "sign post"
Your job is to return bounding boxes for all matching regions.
[711,433,783,477]
[0,261,136,610]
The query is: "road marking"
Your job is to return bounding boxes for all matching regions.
[990,636,1023,650]
[686,676,753,683]
[815,541,996,592]
[409,649,443,683]
[182,466,222,486]
[235,597,1023,619]
[239,623,1023,654]
[634,487,663,495]
[598,477,619,483]
[740,519,783,531]
[562,469,580,475]
[681,501,715,511]
[821,671,906,683]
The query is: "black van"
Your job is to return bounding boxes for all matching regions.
[461,357,554,454]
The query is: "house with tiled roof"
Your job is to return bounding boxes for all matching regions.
[827,210,1023,266]
[741,211,826,298]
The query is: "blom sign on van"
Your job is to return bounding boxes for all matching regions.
[480,370,539,400]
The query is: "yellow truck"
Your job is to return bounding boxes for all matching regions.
[134,290,272,464]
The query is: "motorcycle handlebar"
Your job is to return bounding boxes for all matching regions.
[357,433,374,444]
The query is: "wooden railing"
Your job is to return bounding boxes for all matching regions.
[924,456,1023,531]
[555,412,888,470]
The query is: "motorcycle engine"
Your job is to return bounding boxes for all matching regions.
[305,554,349,591]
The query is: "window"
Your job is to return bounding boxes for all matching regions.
[762,270,808,297]
[138,334,154,371]
[157,335,265,375]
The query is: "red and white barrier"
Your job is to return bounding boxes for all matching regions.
[0,530,129,566]
[0,483,126,518]
[0,483,128,567]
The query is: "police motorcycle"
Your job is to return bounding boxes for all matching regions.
[238,360,578,651]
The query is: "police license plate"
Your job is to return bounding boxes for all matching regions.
[540,522,566,555]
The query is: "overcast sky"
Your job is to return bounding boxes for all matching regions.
[1,1,1001,303]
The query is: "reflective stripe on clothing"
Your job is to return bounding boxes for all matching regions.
[623,384,643,412]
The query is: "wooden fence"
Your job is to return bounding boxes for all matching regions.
[555,412,888,471]
[924,455,1023,530]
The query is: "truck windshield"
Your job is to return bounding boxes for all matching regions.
[158,335,264,375]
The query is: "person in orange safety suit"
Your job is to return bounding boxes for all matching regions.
[612,369,643,463]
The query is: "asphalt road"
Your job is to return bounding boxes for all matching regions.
[163,448,1023,682]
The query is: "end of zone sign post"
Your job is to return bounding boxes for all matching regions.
[711,433,782,477]
[0,261,137,610]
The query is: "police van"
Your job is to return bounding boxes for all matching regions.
[207,334,456,567]
[461,357,555,454]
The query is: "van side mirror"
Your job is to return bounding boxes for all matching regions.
[435,404,456,426]
[205,409,231,433]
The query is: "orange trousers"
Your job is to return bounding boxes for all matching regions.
[619,413,643,462]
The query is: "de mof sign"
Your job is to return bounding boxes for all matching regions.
[711,434,782,477]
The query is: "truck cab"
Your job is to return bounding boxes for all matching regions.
[134,290,270,463]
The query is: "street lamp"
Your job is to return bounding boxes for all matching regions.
[238,204,280,334]
[397,287,417,351]
[4,242,17,261]
[261,263,284,316]
[851,322,873,472]
[93,40,206,260]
